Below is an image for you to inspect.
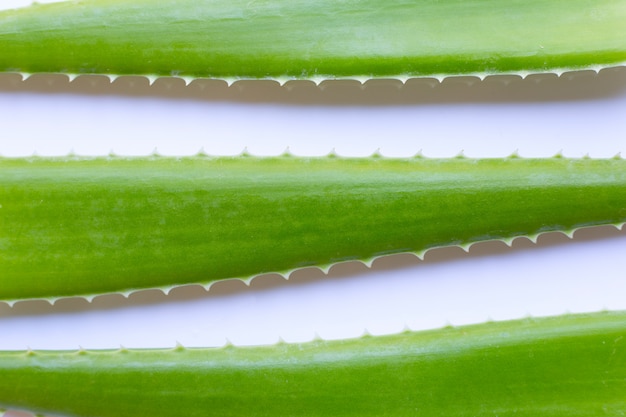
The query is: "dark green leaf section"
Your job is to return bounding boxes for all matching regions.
[0,311,625,416]
[0,0,625,79]
[1,155,625,301]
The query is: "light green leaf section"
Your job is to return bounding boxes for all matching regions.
[1,155,625,301]
[0,0,625,80]
[0,311,625,416]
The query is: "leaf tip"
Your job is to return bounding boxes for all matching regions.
[196,147,209,158]
[361,257,375,269]
[144,75,159,86]
[179,76,195,87]
[507,150,521,159]
[318,264,333,275]
[223,77,237,87]
[501,237,516,247]
[526,233,540,244]
[441,320,455,329]
[370,148,382,159]
[326,148,338,159]
[413,249,427,261]
[459,242,472,252]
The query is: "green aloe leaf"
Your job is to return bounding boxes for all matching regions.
[1,154,625,302]
[1,311,625,417]
[0,0,625,81]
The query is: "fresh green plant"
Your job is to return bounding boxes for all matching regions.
[1,310,625,417]
[0,0,625,82]
[1,154,625,302]
[1,2,625,416]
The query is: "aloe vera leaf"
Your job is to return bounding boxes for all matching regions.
[0,311,624,417]
[0,0,625,81]
[1,155,625,302]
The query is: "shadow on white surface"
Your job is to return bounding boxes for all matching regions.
[1,67,625,105]
[1,68,625,158]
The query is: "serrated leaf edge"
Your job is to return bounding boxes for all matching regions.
[1,222,623,308]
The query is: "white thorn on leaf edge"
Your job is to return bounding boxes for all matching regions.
[144,75,158,86]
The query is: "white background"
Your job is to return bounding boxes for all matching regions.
[0,0,625,398]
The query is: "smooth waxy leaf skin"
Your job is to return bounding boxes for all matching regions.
[0,311,625,417]
[1,155,626,301]
[0,0,625,80]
